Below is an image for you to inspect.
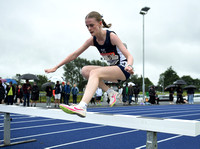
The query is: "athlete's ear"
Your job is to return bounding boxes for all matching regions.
[99,21,102,26]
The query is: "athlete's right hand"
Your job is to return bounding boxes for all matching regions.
[44,67,57,73]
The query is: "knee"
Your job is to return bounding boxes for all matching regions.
[89,69,100,78]
[81,66,90,79]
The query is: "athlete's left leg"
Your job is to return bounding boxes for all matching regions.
[59,66,126,117]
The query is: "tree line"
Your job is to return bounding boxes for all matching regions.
[14,58,200,92]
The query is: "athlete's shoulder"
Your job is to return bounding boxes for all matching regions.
[85,36,93,46]
[107,30,117,35]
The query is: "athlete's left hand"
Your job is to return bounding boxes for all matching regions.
[125,65,134,74]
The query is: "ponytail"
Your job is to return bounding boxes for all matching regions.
[102,19,112,28]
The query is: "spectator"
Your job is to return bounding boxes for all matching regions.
[71,84,79,104]
[128,85,134,105]
[134,85,140,104]
[90,94,96,105]
[149,86,156,104]
[95,87,103,105]
[22,80,32,107]
[61,82,66,104]
[6,82,15,105]
[169,88,174,104]
[102,92,108,105]
[187,88,195,104]
[122,83,128,105]
[31,82,39,107]
[0,80,5,104]
[155,94,160,105]
[54,81,62,108]
[64,81,71,105]
[46,85,53,108]
[176,86,184,104]
[118,86,123,103]
[15,85,23,105]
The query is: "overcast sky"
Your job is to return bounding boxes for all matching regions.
[0,0,200,85]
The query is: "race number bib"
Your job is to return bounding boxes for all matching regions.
[101,52,119,65]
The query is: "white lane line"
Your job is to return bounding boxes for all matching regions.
[0,118,56,126]
[135,135,182,149]
[0,121,78,132]
[89,105,200,113]
[165,113,200,118]
[130,109,200,116]
[45,129,139,149]
[0,125,105,142]
[135,117,200,149]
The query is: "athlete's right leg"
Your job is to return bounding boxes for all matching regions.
[81,65,117,91]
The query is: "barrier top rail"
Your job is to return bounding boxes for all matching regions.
[0,105,200,137]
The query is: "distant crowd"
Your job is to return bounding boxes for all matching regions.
[0,79,80,108]
[0,79,39,107]
[0,79,141,108]
[0,79,195,108]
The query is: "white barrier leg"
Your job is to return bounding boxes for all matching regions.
[0,112,37,147]
[4,113,11,145]
[146,131,157,149]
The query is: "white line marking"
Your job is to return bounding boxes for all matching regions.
[0,125,105,142]
[0,118,56,126]
[133,109,200,116]
[45,129,138,149]
[135,116,200,149]
[89,105,200,113]
[135,135,182,149]
[0,121,78,132]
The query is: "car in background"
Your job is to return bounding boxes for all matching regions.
[158,95,170,101]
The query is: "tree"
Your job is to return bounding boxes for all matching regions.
[35,75,48,90]
[158,66,180,88]
[181,75,195,85]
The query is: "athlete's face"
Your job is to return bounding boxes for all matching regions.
[85,18,102,36]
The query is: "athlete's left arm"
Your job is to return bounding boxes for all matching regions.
[110,33,134,74]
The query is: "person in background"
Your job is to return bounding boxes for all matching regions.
[122,83,129,105]
[6,82,15,105]
[169,88,174,104]
[128,84,134,105]
[61,82,66,104]
[46,85,53,108]
[31,82,39,107]
[149,86,156,104]
[22,80,32,107]
[16,84,23,105]
[95,87,103,105]
[118,86,123,103]
[71,84,79,104]
[54,81,62,108]
[134,85,140,104]
[187,88,195,104]
[176,86,184,104]
[64,81,71,105]
[0,80,5,104]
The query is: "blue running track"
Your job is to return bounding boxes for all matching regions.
[1,104,200,149]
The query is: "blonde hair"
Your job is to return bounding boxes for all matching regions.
[85,11,112,28]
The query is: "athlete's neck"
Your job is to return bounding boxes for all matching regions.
[95,30,106,45]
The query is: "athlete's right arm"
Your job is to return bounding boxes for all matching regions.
[45,37,93,73]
